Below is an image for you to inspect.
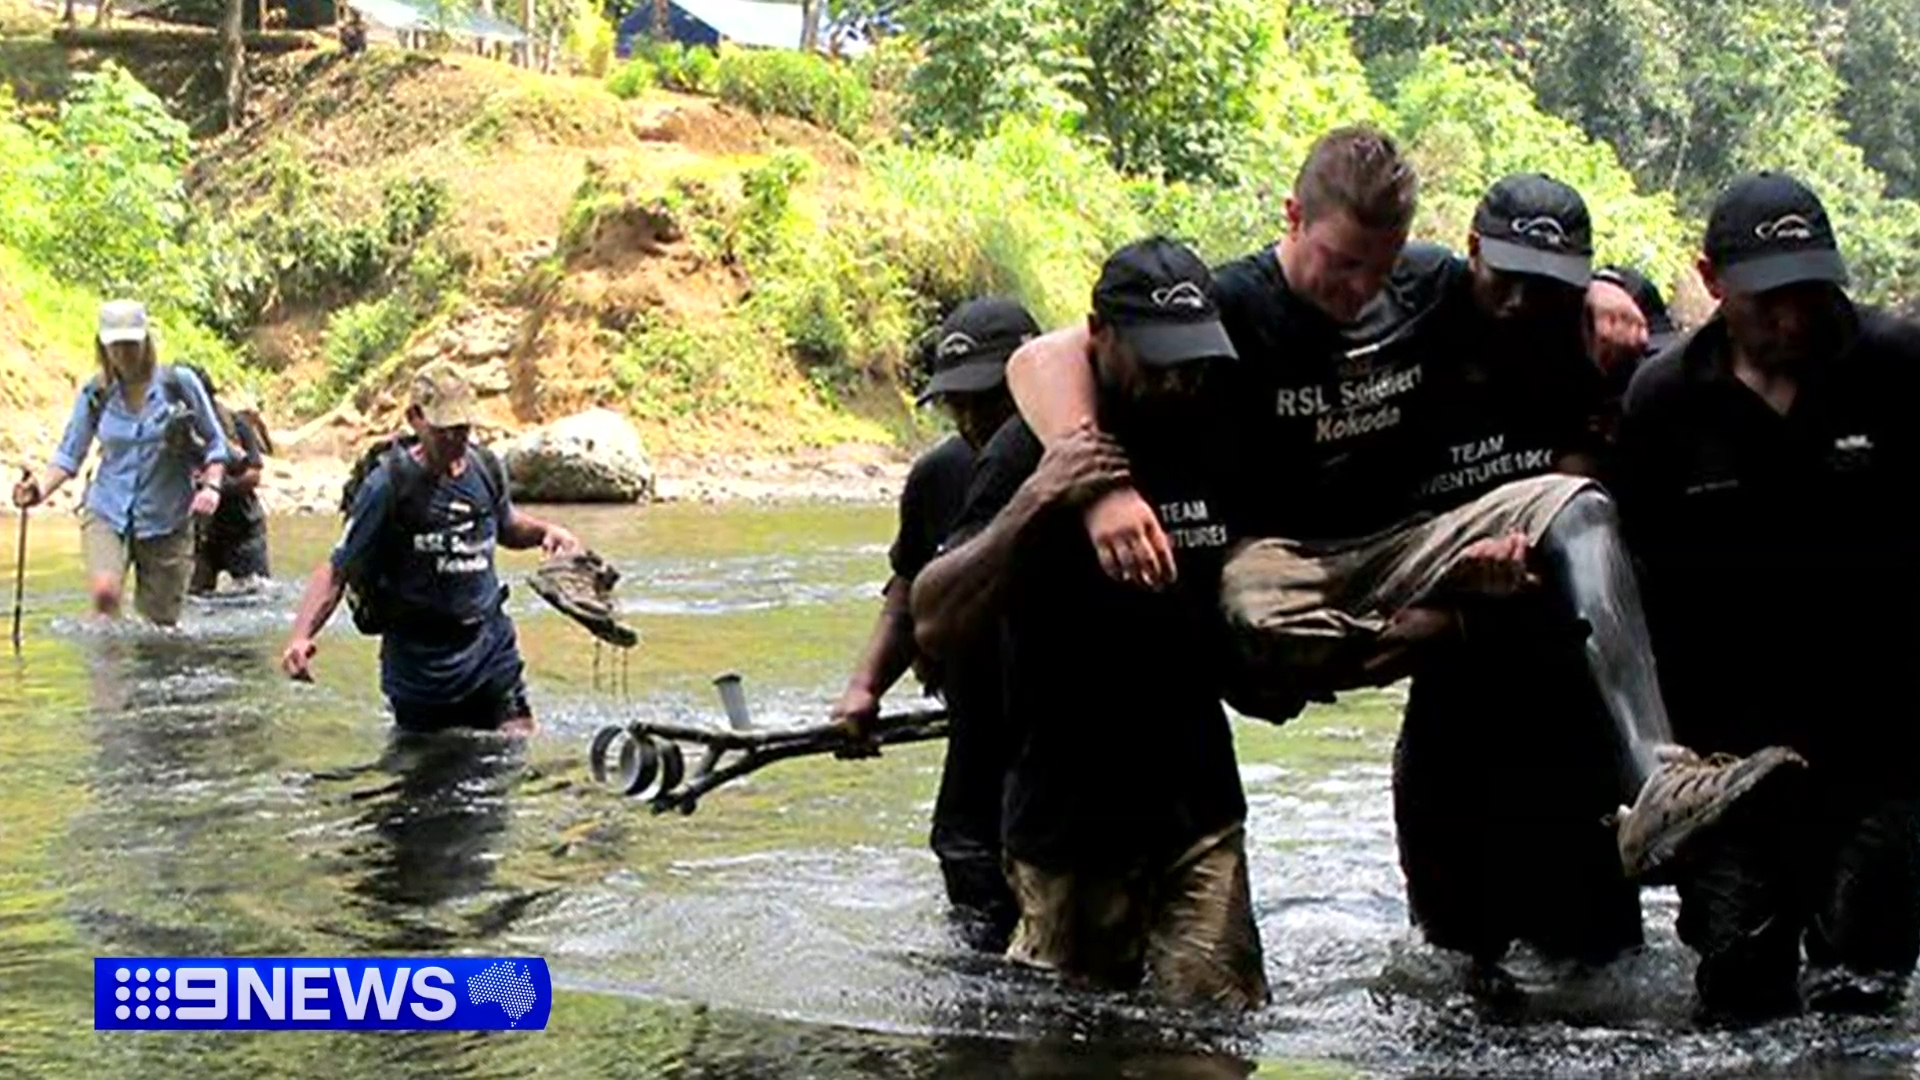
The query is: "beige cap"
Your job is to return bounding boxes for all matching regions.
[98,299,151,346]
[410,360,481,428]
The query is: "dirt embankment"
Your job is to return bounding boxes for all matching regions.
[2,38,923,511]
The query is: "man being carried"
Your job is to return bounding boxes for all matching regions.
[830,296,1032,950]
[912,239,1263,1009]
[280,362,580,736]
[1003,126,1803,897]
[1618,173,1920,1019]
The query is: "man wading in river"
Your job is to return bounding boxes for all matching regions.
[1001,128,1807,962]
[1388,174,1657,974]
[1617,173,1920,1020]
[280,362,580,736]
[913,239,1263,1008]
[830,296,1031,950]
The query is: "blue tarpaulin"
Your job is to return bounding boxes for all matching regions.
[616,0,869,59]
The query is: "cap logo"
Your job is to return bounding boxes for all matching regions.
[1511,216,1568,249]
[936,332,978,360]
[1755,214,1815,242]
[1150,281,1208,312]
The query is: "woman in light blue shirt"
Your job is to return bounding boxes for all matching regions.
[11,300,230,626]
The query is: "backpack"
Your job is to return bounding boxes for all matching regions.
[337,432,510,635]
[86,365,204,458]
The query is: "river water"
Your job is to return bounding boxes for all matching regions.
[1,502,1917,1079]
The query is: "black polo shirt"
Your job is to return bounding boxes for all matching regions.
[1405,267,1604,512]
[890,434,974,581]
[1210,242,1467,539]
[946,402,1245,875]
[1616,304,1920,782]
[887,433,1010,858]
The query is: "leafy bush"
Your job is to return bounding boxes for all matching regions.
[24,63,198,308]
[853,34,918,95]
[0,87,51,255]
[565,6,617,77]
[322,294,416,392]
[192,159,453,334]
[642,42,720,94]
[610,310,780,423]
[869,117,1143,327]
[715,47,872,139]
[1132,180,1280,266]
[605,58,655,100]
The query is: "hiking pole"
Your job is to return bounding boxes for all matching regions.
[11,468,30,654]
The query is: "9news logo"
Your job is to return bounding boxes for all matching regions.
[95,957,552,1031]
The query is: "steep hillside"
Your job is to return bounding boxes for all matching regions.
[194,47,909,463]
[0,34,931,483]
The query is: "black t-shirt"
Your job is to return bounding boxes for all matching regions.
[947,407,1245,873]
[886,434,1009,851]
[329,449,519,704]
[890,434,974,581]
[1406,271,1604,512]
[1616,304,1920,780]
[211,412,267,536]
[1209,242,1465,539]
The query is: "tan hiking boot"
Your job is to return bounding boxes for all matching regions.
[1614,744,1807,880]
[528,549,640,649]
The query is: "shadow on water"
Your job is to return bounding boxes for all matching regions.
[3,505,1920,1078]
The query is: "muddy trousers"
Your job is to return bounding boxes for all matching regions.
[1004,824,1269,1010]
[1392,596,1642,964]
[1222,477,1673,792]
[1677,784,1920,1020]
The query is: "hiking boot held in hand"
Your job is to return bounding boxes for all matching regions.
[528,548,639,649]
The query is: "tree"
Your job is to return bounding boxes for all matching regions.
[800,0,821,50]
[1073,0,1272,183]
[901,0,1085,145]
[218,0,246,131]
[1831,0,1920,199]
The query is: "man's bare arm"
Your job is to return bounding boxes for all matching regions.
[1006,325,1100,447]
[281,560,346,681]
[912,425,1130,659]
[830,576,917,753]
[1005,325,1176,588]
[910,481,1052,662]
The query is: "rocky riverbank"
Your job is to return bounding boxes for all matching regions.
[2,442,911,520]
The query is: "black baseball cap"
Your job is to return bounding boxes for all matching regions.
[1472,174,1594,288]
[1705,172,1848,293]
[916,296,1039,404]
[1091,237,1237,366]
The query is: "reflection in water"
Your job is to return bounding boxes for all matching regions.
[2,506,1920,1079]
[335,731,530,950]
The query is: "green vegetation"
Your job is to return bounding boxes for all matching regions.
[2,0,1917,456]
[607,42,870,138]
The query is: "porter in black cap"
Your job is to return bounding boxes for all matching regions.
[1704,171,1848,293]
[1092,237,1237,366]
[1472,173,1594,288]
[917,297,1041,405]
